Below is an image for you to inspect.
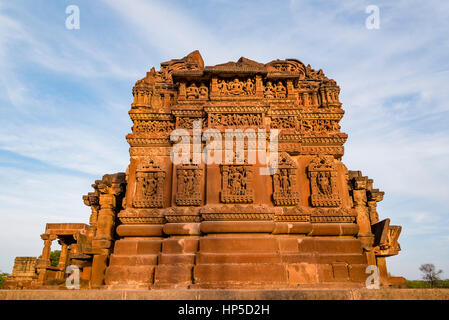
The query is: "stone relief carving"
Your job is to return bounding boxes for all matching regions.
[271,116,297,129]
[264,80,287,98]
[133,159,165,208]
[299,119,340,133]
[209,113,262,127]
[177,117,205,129]
[220,163,254,203]
[186,82,209,100]
[217,78,256,96]
[272,152,299,206]
[134,120,174,134]
[175,164,203,206]
[307,155,341,207]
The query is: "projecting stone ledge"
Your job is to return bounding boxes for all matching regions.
[1,289,449,300]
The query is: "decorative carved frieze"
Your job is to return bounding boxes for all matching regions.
[133,120,174,134]
[200,205,273,221]
[307,155,341,207]
[270,116,297,129]
[220,163,253,203]
[299,119,340,133]
[118,208,165,224]
[217,77,256,96]
[175,164,203,206]
[177,117,205,129]
[209,113,262,127]
[133,159,165,208]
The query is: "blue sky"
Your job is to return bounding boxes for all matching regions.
[0,0,448,280]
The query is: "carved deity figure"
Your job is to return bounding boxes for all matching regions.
[146,173,160,196]
[228,166,247,195]
[264,81,275,98]
[228,78,245,95]
[307,156,341,207]
[176,165,203,206]
[317,172,332,195]
[244,78,255,95]
[217,79,228,95]
[186,83,199,99]
[221,164,253,203]
[280,169,291,193]
[199,83,208,99]
[272,153,299,206]
[275,81,286,98]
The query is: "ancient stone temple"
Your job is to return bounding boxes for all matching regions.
[4,51,404,290]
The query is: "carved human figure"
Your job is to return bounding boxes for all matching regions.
[317,172,332,195]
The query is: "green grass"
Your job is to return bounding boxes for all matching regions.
[407,280,449,288]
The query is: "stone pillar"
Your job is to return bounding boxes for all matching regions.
[376,256,389,286]
[89,173,126,288]
[40,235,52,262]
[210,77,218,98]
[286,80,295,99]
[36,233,56,285]
[368,200,379,225]
[57,242,69,269]
[91,253,109,288]
[179,82,186,100]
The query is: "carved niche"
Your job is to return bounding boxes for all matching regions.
[133,159,165,208]
[220,162,253,203]
[272,152,299,206]
[307,155,341,207]
[175,164,203,206]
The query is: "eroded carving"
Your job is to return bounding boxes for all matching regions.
[220,163,253,203]
[175,164,203,206]
[133,159,165,208]
[307,155,341,207]
[272,152,299,206]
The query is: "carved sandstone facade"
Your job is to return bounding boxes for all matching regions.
[5,51,404,289]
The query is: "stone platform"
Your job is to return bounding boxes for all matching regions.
[1,289,448,300]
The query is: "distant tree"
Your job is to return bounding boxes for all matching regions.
[419,263,443,288]
[38,250,61,267]
[50,250,61,267]
[0,270,9,287]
